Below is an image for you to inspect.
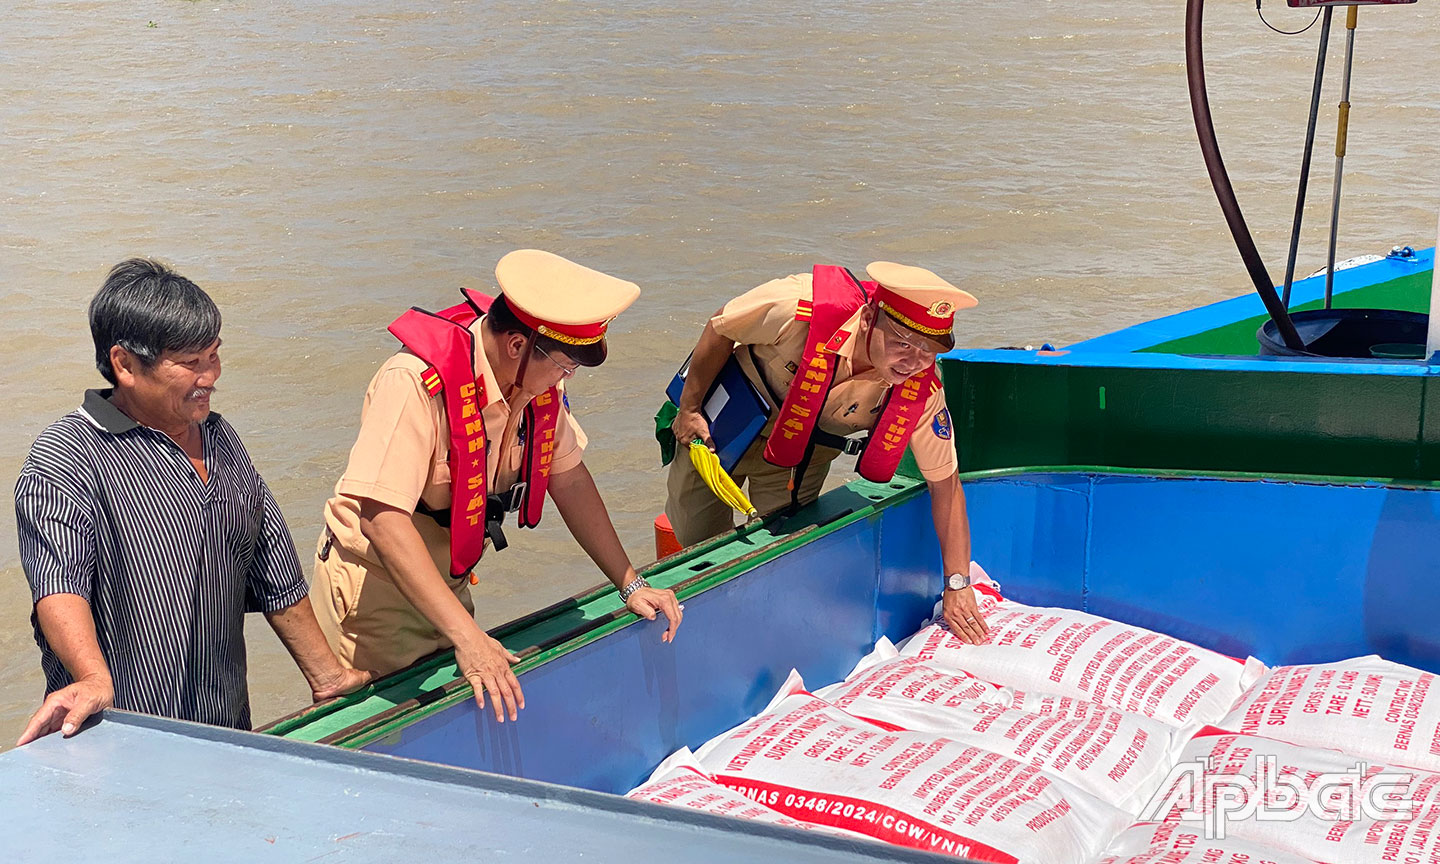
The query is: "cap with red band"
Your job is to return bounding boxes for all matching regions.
[494,249,641,354]
[505,304,610,346]
[865,261,977,340]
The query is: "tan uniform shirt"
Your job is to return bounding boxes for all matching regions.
[711,272,957,482]
[323,317,588,575]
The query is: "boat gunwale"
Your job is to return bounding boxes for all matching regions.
[268,464,1440,748]
[260,476,924,743]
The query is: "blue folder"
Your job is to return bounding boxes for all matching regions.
[666,354,772,473]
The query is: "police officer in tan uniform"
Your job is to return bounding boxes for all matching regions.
[315,250,682,722]
[665,261,988,644]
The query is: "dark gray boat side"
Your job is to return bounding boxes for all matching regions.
[0,710,957,863]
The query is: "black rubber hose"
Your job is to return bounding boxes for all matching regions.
[1186,0,1306,350]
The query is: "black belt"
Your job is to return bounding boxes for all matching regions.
[812,429,867,455]
[414,482,528,553]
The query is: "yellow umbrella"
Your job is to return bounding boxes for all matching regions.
[688,441,758,520]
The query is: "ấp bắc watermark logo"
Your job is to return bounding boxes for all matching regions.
[1137,755,1417,839]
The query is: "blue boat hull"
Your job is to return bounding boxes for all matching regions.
[360,471,1440,794]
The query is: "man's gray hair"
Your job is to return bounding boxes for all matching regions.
[88,258,222,385]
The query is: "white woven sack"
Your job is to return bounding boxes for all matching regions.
[1093,821,1319,864]
[628,747,831,832]
[901,576,1264,727]
[1219,656,1440,775]
[817,639,1182,814]
[692,670,1130,863]
[1140,726,1440,863]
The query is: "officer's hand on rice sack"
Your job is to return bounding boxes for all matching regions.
[927,471,988,645]
[941,583,990,647]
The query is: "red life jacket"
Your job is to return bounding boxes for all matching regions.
[762,265,943,483]
[386,289,564,577]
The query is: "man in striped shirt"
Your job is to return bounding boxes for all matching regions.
[14,259,370,745]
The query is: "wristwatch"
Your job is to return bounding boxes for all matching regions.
[946,571,971,591]
[619,575,649,602]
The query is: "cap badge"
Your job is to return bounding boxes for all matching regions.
[929,300,955,318]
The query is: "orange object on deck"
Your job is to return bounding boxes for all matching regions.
[653,513,682,560]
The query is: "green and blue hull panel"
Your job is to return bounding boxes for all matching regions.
[1071,247,1433,355]
[267,469,1440,797]
[937,248,1440,481]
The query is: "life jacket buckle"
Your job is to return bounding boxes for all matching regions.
[505,481,527,512]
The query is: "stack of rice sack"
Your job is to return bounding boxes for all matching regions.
[632,669,1131,863]
[630,566,1267,862]
[625,746,848,836]
[814,639,1185,817]
[1096,657,1440,864]
[629,565,1440,862]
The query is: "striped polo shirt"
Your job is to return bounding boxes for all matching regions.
[14,389,308,730]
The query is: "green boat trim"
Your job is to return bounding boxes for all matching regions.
[262,474,921,744]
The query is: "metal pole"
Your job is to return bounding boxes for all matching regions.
[1282,6,1333,308]
[1324,4,1359,310]
[1186,0,1305,349]
[1426,211,1440,361]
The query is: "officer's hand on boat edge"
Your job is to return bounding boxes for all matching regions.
[457,633,525,723]
[621,577,684,643]
[942,587,990,646]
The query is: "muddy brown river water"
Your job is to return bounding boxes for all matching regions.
[1,0,1436,744]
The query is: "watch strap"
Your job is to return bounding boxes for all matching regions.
[619,575,649,602]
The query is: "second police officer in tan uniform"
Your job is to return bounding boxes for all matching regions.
[665,262,989,644]
[313,250,682,722]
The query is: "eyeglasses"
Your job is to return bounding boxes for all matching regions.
[534,345,579,379]
[875,314,940,360]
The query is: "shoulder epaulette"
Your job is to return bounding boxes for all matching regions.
[419,366,443,396]
[795,299,813,322]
